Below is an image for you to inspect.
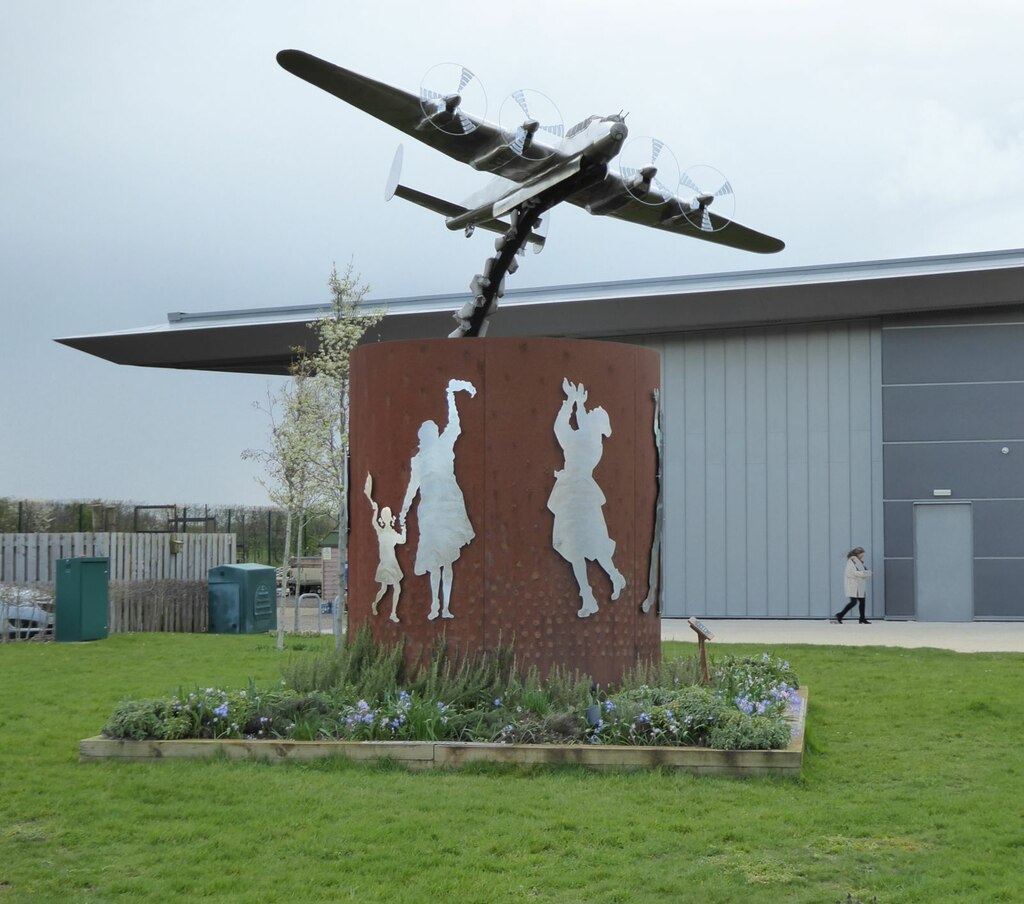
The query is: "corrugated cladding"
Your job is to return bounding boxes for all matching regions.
[627,320,883,618]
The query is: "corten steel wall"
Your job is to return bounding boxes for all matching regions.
[349,338,661,686]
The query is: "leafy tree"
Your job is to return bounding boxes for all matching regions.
[296,264,382,646]
[246,263,381,647]
[243,373,325,643]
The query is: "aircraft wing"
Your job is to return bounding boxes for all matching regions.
[277,50,562,181]
[567,178,785,254]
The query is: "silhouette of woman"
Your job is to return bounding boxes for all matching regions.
[547,378,626,617]
[400,378,477,620]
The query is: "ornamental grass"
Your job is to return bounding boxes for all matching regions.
[101,627,801,749]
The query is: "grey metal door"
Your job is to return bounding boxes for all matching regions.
[914,502,973,621]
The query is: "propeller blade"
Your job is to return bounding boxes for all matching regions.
[499,89,563,159]
[680,172,703,195]
[513,89,531,118]
[652,177,674,199]
[419,63,486,135]
[679,165,736,231]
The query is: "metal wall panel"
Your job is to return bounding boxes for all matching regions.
[882,307,1024,618]
[883,322,1024,384]
[973,501,1024,557]
[883,384,1024,442]
[883,558,915,617]
[974,561,1024,617]
[631,320,883,618]
[883,441,1024,499]
[884,502,914,558]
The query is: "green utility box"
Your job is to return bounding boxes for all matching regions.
[208,564,277,634]
[55,557,110,642]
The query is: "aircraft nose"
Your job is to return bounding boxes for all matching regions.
[611,122,628,142]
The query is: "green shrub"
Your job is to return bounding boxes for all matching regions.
[100,635,800,751]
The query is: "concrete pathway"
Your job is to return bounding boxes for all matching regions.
[296,605,1024,653]
[661,618,1024,653]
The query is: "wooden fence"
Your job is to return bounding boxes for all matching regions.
[109,581,208,633]
[0,533,236,584]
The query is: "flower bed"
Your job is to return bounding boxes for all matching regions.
[81,688,805,776]
[85,634,806,775]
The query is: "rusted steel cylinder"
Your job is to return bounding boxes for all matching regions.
[349,337,661,686]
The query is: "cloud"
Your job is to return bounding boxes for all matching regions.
[880,101,1024,208]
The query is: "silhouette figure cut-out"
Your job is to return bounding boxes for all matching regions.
[547,378,626,617]
[364,473,406,622]
[641,388,662,614]
[401,378,477,620]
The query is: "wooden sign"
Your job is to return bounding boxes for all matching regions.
[688,616,714,640]
[688,617,714,684]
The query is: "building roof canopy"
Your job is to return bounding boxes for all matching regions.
[57,248,1024,375]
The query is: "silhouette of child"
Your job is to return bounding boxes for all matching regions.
[365,473,406,623]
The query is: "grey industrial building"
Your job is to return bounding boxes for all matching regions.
[61,248,1024,621]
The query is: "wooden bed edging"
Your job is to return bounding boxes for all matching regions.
[81,688,806,776]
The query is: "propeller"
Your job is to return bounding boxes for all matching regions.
[678,164,735,232]
[419,63,487,136]
[498,89,564,159]
[617,136,680,206]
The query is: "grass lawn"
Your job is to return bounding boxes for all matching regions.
[2,633,1022,903]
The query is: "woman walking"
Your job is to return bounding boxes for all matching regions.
[834,547,872,624]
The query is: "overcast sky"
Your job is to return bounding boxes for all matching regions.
[3,1,1023,508]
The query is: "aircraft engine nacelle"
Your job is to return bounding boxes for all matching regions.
[583,174,638,216]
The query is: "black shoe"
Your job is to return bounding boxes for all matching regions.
[833,613,844,624]
[859,619,871,624]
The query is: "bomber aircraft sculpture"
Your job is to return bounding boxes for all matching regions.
[277,50,784,337]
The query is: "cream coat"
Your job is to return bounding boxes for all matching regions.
[844,556,871,598]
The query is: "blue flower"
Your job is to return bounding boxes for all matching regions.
[493,697,503,708]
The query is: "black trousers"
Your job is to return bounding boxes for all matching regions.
[838,597,866,620]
